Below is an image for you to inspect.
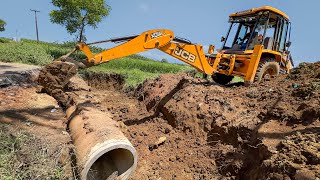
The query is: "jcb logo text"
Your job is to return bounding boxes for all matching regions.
[150,31,164,39]
[174,47,196,63]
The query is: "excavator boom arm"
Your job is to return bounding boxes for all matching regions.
[77,29,215,75]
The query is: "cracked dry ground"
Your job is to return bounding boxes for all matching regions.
[1,61,319,179]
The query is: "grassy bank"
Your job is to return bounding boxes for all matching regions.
[0,124,66,179]
[0,38,193,86]
[0,37,94,65]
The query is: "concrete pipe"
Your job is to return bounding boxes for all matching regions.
[66,106,137,180]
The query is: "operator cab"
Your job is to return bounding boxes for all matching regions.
[221,6,291,53]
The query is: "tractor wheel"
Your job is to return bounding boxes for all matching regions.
[254,57,280,82]
[212,73,234,85]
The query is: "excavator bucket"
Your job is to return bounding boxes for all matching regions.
[37,60,78,108]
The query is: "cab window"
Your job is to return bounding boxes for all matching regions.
[279,21,288,52]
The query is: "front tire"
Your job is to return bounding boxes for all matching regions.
[212,73,234,85]
[254,57,280,82]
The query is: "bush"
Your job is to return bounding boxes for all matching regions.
[161,58,168,63]
[0,42,53,65]
[0,37,11,43]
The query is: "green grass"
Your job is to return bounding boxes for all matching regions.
[0,124,66,179]
[0,38,89,65]
[232,76,244,83]
[85,57,193,87]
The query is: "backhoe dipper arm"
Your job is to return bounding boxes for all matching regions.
[77,29,216,75]
[158,42,215,75]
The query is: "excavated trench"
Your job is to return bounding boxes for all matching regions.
[38,62,138,179]
[36,61,320,179]
[130,66,320,179]
[134,76,274,179]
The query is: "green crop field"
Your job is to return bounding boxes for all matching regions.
[0,37,193,87]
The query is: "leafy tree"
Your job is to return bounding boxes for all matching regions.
[161,58,168,63]
[50,0,111,41]
[0,19,6,32]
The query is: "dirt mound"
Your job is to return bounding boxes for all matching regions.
[248,62,320,126]
[289,61,320,79]
[122,62,319,179]
[131,74,269,178]
[255,129,320,179]
[134,73,188,111]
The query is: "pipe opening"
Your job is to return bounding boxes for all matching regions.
[86,148,135,180]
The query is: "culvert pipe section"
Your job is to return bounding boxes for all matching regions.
[66,106,137,180]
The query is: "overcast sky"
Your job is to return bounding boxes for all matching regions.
[0,0,319,65]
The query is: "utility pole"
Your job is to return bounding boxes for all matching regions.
[30,9,40,42]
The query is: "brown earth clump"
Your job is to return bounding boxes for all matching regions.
[255,129,320,179]
[37,61,77,108]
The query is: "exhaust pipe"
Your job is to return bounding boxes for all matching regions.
[66,106,137,180]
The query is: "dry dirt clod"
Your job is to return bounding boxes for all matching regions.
[149,136,167,151]
[156,136,167,145]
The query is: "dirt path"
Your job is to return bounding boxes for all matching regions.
[0,62,39,73]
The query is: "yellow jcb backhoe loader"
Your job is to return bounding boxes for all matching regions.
[47,6,294,86]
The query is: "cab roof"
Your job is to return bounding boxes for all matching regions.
[229,6,289,20]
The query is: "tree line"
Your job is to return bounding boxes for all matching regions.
[0,19,6,32]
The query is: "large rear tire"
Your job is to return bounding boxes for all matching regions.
[254,57,280,82]
[212,73,234,85]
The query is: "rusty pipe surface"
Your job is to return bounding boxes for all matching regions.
[66,106,137,180]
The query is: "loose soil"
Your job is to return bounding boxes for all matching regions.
[1,61,319,179]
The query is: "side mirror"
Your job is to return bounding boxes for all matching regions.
[286,41,291,48]
[221,36,226,42]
